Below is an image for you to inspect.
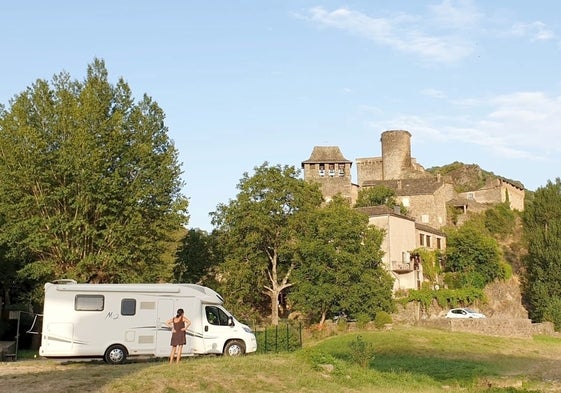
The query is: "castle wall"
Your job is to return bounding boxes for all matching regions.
[398,183,454,229]
[355,157,383,186]
[303,161,354,203]
[459,179,525,211]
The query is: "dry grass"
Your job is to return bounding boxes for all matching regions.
[3,328,561,393]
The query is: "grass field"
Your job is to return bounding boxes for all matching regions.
[2,326,561,393]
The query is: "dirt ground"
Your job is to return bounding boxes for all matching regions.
[0,358,156,393]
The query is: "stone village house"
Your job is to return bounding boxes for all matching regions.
[301,130,525,292]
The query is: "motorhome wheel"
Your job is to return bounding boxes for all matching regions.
[223,340,245,357]
[104,344,128,364]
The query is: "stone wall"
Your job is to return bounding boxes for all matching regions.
[418,318,553,339]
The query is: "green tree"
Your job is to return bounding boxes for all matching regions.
[444,225,504,288]
[211,163,323,325]
[0,59,188,290]
[290,195,394,325]
[174,228,221,284]
[354,185,406,213]
[522,178,561,328]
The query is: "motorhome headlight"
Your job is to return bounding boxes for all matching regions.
[242,326,253,334]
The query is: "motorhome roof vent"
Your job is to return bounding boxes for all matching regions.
[51,279,77,285]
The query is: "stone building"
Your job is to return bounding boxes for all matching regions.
[301,146,358,203]
[355,206,447,292]
[301,129,524,291]
[459,177,525,212]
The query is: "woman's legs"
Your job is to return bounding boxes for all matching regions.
[169,345,177,363]
[175,345,183,363]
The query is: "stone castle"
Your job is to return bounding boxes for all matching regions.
[301,130,525,291]
[302,130,525,230]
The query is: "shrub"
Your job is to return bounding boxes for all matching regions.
[348,335,375,368]
[374,311,392,329]
[355,313,370,329]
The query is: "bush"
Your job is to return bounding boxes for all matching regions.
[374,311,392,329]
[355,313,370,329]
[348,335,375,368]
[543,298,561,331]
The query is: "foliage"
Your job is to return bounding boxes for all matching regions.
[174,228,221,284]
[522,178,561,326]
[444,225,504,288]
[210,162,324,324]
[354,185,406,213]
[413,248,441,284]
[403,287,485,311]
[0,59,188,297]
[484,202,517,238]
[355,313,371,329]
[374,311,392,328]
[290,195,395,325]
[348,335,376,368]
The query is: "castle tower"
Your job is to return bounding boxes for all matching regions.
[301,146,354,203]
[381,130,412,180]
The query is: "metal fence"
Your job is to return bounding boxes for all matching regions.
[254,322,302,353]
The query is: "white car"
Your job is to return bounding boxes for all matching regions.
[445,308,486,319]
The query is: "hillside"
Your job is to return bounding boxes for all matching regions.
[426,161,525,193]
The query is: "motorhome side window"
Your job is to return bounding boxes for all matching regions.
[205,306,230,326]
[121,298,136,316]
[75,295,104,311]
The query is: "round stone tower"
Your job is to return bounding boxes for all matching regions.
[381,130,412,180]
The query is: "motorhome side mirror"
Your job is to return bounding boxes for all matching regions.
[228,316,234,327]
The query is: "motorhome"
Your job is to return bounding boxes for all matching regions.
[39,280,257,363]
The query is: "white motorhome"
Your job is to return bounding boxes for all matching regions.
[39,280,257,363]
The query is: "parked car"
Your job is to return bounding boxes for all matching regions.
[445,308,486,319]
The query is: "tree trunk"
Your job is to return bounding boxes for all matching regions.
[270,289,280,325]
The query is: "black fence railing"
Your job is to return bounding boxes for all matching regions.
[254,322,302,353]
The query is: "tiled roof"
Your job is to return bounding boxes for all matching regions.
[361,178,444,196]
[301,146,352,165]
[415,222,446,236]
[354,205,415,221]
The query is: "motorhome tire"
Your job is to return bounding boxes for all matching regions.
[223,340,245,357]
[104,344,128,364]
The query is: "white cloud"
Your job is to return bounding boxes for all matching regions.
[303,6,474,63]
[511,21,555,41]
[421,88,447,99]
[370,90,561,160]
[428,0,483,28]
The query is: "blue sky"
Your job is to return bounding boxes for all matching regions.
[2,1,560,231]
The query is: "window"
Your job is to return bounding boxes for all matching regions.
[419,234,425,246]
[75,295,104,311]
[328,164,335,177]
[319,164,325,177]
[436,238,442,250]
[338,164,345,176]
[121,298,136,316]
[205,306,231,326]
[421,214,429,223]
[426,235,431,248]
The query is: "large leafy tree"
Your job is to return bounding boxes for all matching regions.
[444,223,504,288]
[211,163,323,324]
[354,185,406,214]
[290,195,394,325]
[0,59,188,291]
[174,228,221,284]
[522,178,561,328]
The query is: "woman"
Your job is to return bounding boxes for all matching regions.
[166,308,191,363]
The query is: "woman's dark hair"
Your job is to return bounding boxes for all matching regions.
[176,308,184,318]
